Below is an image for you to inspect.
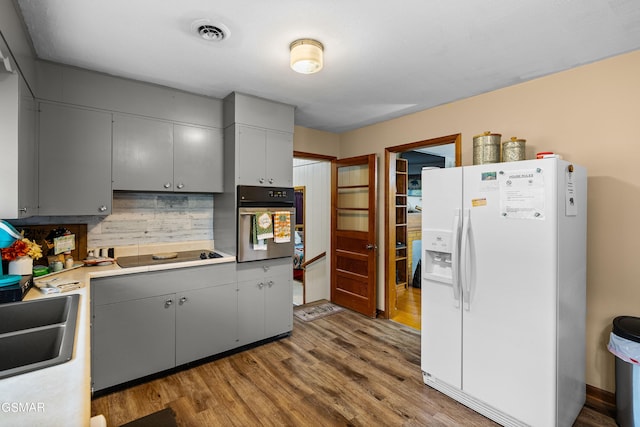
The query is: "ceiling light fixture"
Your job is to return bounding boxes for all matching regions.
[290,39,324,74]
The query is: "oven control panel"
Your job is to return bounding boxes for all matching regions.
[237,185,294,205]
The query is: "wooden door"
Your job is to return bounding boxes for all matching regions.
[331,154,377,317]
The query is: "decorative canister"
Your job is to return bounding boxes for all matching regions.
[502,137,526,162]
[473,132,501,165]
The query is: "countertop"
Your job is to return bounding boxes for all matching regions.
[0,251,235,427]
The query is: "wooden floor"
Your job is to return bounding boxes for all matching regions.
[391,285,421,330]
[92,305,614,427]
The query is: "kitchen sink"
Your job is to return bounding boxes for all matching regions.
[0,294,79,379]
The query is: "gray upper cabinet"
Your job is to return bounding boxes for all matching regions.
[113,115,223,193]
[112,115,173,191]
[38,102,112,216]
[236,124,293,186]
[0,72,37,219]
[174,124,223,193]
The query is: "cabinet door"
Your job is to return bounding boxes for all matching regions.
[17,78,37,218]
[265,274,293,337]
[175,283,238,365]
[265,130,293,186]
[174,124,223,193]
[92,294,176,391]
[237,279,266,346]
[38,103,112,215]
[113,115,173,191]
[236,125,266,185]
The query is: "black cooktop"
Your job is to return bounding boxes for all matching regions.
[116,249,223,268]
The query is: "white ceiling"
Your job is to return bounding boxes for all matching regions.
[14,0,640,133]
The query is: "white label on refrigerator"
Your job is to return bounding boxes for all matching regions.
[498,168,545,219]
[565,169,578,216]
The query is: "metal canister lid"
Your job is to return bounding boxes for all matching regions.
[473,131,501,145]
[503,136,526,145]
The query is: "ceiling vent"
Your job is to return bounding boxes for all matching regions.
[191,19,229,42]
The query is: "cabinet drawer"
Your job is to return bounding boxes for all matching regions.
[236,258,291,281]
[93,263,236,305]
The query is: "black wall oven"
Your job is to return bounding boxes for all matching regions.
[236,186,295,263]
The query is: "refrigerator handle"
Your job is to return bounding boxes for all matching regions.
[461,209,471,311]
[451,209,461,307]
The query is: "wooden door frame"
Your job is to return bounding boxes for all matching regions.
[383,134,461,319]
[294,185,306,304]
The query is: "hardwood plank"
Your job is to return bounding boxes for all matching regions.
[92,307,614,427]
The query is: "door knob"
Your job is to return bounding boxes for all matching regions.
[366,243,377,250]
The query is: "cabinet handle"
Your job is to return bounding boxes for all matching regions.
[176,183,184,189]
[19,208,28,213]
[258,282,265,289]
[263,265,270,272]
[267,281,274,288]
[268,178,274,184]
[163,182,172,189]
[98,205,107,212]
[259,178,265,184]
[179,296,188,304]
[165,299,173,307]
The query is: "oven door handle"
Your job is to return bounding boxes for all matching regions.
[239,209,294,216]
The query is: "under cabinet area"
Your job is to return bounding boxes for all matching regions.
[91,263,236,392]
[236,258,293,346]
[112,114,223,193]
[38,102,112,216]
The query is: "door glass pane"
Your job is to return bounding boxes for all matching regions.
[337,210,368,232]
[337,164,368,186]
[337,187,368,209]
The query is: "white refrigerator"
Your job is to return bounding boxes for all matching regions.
[420,158,586,427]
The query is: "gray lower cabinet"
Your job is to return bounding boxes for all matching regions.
[175,283,238,365]
[91,263,237,391]
[92,293,176,391]
[237,258,293,346]
[38,102,112,215]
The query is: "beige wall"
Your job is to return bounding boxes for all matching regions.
[293,125,340,157]
[335,49,640,392]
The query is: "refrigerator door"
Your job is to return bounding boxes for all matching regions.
[461,160,558,426]
[421,167,463,389]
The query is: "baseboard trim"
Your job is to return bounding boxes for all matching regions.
[585,384,616,419]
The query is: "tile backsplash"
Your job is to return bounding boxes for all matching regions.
[10,192,214,252]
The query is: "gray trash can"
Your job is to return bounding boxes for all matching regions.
[610,316,640,427]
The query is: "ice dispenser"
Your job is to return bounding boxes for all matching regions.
[422,229,454,284]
